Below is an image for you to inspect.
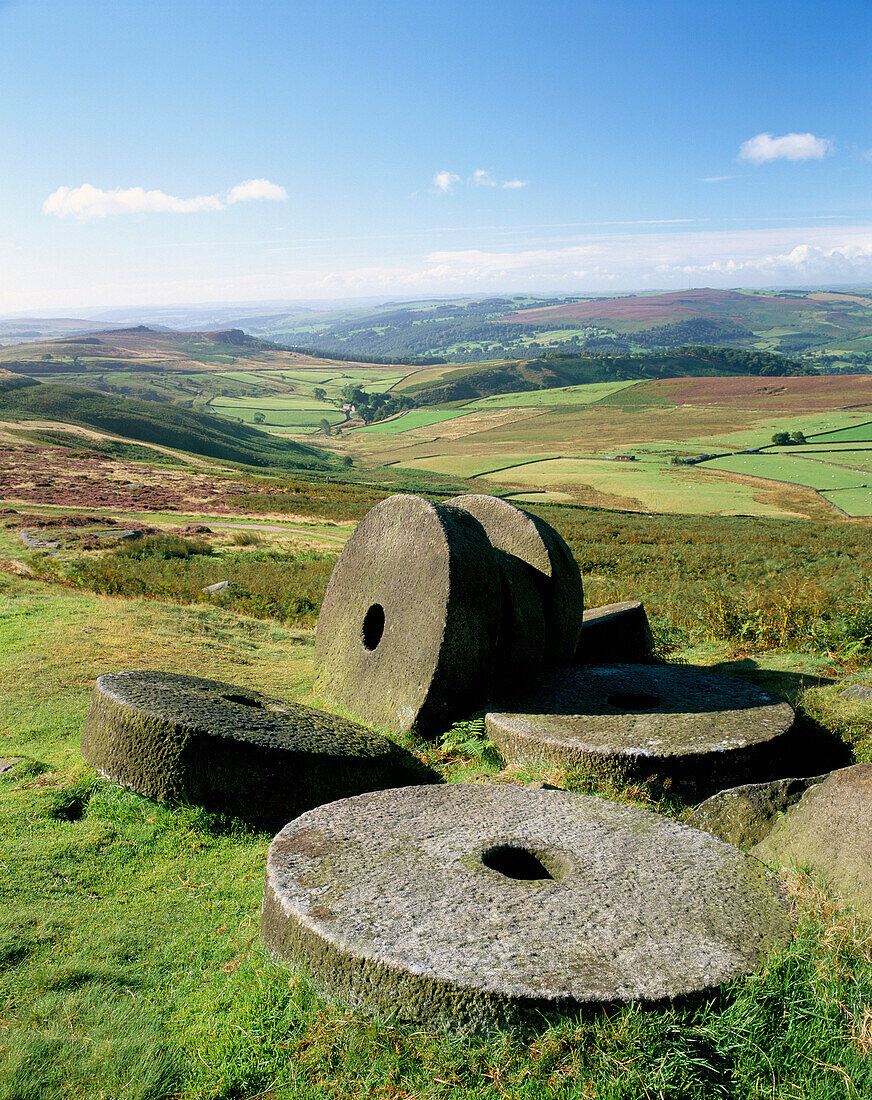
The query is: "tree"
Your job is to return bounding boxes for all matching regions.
[771,432,790,446]
[313,387,326,400]
[789,431,807,445]
[319,418,332,435]
[253,412,266,425]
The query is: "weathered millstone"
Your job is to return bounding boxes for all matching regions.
[445,495,584,665]
[840,684,872,704]
[576,601,654,665]
[485,665,797,795]
[687,775,828,850]
[262,784,791,1027]
[81,671,437,827]
[315,495,501,735]
[753,764,872,913]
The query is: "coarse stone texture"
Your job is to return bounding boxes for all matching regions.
[576,601,654,665]
[485,665,797,796]
[445,495,584,665]
[0,757,25,777]
[315,495,501,735]
[687,775,828,850]
[840,684,872,704]
[490,549,547,689]
[753,764,872,913]
[262,784,791,1028]
[81,671,437,828]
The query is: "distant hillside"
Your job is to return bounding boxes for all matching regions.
[403,347,814,404]
[0,379,332,470]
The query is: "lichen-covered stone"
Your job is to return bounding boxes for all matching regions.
[753,764,872,913]
[486,664,797,796]
[262,784,791,1028]
[81,671,437,827]
[446,494,583,665]
[576,601,654,665]
[315,495,501,735]
[687,775,828,850]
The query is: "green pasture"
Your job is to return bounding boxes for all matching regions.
[704,453,869,492]
[393,453,562,477]
[479,457,799,516]
[209,396,331,412]
[468,380,639,409]
[208,401,345,429]
[819,487,872,516]
[358,408,472,434]
[808,420,872,444]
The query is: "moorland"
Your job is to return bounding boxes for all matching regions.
[2,288,872,1098]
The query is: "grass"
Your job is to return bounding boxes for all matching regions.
[704,454,868,492]
[809,421,872,444]
[467,381,640,408]
[357,408,473,433]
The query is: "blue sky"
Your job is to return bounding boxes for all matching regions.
[2,0,870,312]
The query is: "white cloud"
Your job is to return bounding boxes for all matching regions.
[432,169,527,194]
[471,169,497,187]
[227,178,288,204]
[433,170,461,194]
[44,178,287,221]
[738,132,830,164]
[700,176,733,183]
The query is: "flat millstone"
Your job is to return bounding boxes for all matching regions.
[486,665,797,794]
[262,784,791,1027]
[81,671,436,827]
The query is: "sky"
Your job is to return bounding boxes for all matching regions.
[1,0,871,313]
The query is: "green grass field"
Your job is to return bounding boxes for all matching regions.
[809,420,872,444]
[5,493,872,1097]
[467,381,639,409]
[357,408,473,434]
[705,453,869,492]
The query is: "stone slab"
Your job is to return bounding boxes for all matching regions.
[486,664,797,795]
[315,495,501,735]
[687,774,828,850]
[753,764,872,913]
[262,784,791,1027]
[81,670,437,827]
[576,601,654,665]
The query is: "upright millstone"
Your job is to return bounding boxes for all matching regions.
[486,664,798,797]
[81,670,438,827]
[446,494,583,665]
[261,784,792,1028]
[314,495,502,735]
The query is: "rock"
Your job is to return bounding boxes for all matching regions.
[20,530,59,551]
[840,684,872,704]
[262,784,791,1027]
[753,764,872,913]
[489,549,547,689]
[315,495,502,736]
[485,664,797,797]
[0,757,25,777]
[81,671,438,828]
[202,580,229,594]
[445,494,584,665]
[687,774,828,849]
[576,601,654,664]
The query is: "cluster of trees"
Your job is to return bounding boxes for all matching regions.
[771,431,807,445]
[631,318,750,349]
[341,385,417,424]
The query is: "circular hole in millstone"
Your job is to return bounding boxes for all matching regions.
[361,604,386,651]
[221,693,265,708]
[607,691,660,711]
[481,844,555,880]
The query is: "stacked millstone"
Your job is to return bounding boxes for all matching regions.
[81,671,437,828]
[314,494,584,735]
[485,664,798,797]
[261,784,792,1027]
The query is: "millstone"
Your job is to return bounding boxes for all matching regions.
[81,671,437,827]
[576,600,654,664]
[486,665,797,795]
[261,784,791,1027]
[753,764,872,914]
[446,494,584,664]
[314,494,501,735]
